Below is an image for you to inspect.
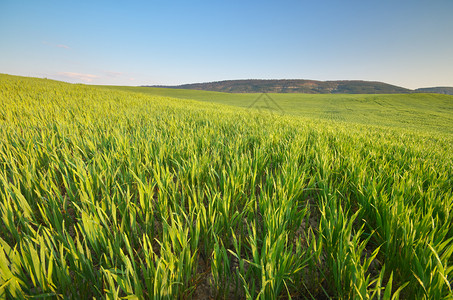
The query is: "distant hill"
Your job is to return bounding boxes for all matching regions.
[149,79,412,94]
[415,87,453,95]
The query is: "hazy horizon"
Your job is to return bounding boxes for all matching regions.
[1,0,452,89]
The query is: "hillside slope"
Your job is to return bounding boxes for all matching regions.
[103,85,453,134]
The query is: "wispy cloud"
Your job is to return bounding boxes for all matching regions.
[57,72,100,83]
[42,41,71,49]
[105,71,123,78]
[56,44,70,49]
[103,71,138,83]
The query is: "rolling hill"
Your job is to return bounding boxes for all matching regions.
[102,85,453,134]
[150,79,412,94]
[415,87,453,95]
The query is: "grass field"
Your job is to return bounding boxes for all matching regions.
[100,85,453,134]
[1,74,453,299]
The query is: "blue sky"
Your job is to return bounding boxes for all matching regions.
[1,0,452,89]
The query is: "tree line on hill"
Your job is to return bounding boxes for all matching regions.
[148,79,453,95]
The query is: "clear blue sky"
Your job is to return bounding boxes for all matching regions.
[1,0,452,89]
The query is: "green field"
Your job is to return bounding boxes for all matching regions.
[100,85,453,134]
[1,74,453,299]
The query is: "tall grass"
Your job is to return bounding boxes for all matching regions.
[0,74,452,299]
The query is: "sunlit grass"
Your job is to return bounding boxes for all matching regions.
[1,74,452,299]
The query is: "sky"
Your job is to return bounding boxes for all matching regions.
[0,0,452,89]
